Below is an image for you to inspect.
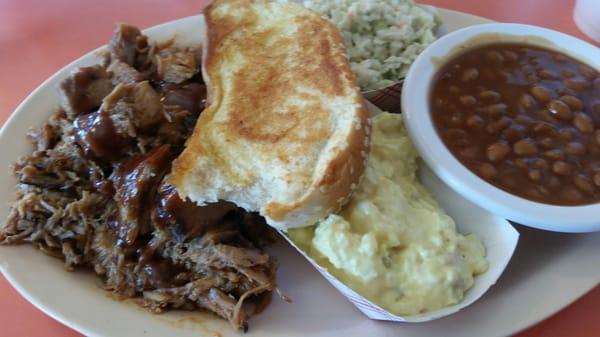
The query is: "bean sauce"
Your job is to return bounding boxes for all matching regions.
[431,43,600,205]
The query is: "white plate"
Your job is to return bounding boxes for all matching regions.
[0,9,599,337]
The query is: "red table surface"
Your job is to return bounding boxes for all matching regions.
[0,0,598,336]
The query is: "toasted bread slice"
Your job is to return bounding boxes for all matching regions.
[170,0,369,229]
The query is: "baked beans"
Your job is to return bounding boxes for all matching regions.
[431,43,600,205]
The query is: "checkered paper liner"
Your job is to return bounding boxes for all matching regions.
[363,81,404,114]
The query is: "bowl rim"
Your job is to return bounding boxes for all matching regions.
[401,22,600,233]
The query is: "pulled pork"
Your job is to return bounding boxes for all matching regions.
[0,23,277,331]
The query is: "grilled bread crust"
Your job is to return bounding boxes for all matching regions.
[170,0,369,229]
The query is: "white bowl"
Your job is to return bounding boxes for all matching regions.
[402,22,600,233]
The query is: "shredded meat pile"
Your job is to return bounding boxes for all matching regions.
[0,23,278,331]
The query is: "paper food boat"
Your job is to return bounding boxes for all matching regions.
[282,164,519,322]
[281,102,519,321]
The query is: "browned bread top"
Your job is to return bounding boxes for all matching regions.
[171,0,369,229]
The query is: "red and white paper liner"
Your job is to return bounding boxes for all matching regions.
[363,82,404,114]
